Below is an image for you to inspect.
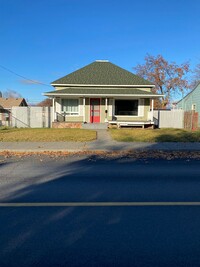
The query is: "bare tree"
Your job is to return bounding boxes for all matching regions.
[3,89,22,98]
[134,54,191,108]
[191,63,200,87]
[37,98,52,107]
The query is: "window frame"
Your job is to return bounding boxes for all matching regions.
[114,99,139,117]
[192,104,196,111]
[61,98,79,116]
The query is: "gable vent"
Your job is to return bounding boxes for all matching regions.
[95,60,109,62]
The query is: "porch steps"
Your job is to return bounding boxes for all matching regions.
[82,123,108,130]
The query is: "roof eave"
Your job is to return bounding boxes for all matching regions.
[43,93,163,98]
[50,83,155,88]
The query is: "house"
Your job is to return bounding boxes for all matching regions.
[44,60,163,128]
[176,82,200,126]
[0,97,28,126]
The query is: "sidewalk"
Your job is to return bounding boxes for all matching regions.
[0,130,200,152]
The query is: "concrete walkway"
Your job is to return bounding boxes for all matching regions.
[0,130,200,152]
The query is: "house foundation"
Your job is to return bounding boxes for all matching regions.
[52,122,82,128]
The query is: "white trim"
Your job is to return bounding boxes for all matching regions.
[61,98,80,116]
[95,60,109,62]
[61,114,80,117]
[83,97,85,122]
[51,84,155,88]
[105,98,108,122]
[52,97,55,122]
[151,99,154,121]
[108,99,113,117]
[192,103,196,111]
[109,121,154,125]
[44,93,163,98]
[109,121,154,128]
[115,115,140,118]
[114,99,140,117]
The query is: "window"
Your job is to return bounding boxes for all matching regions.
[62,99,79,115]
[192,104,196,111]
[115,100,138,116]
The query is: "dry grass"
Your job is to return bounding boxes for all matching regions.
[0,127,96,142]
[109,128,200,142]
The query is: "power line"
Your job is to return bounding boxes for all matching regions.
[0,64,52,87]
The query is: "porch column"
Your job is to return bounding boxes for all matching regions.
[83,97,86,122]
[52,97,55,122]
[151,99,154,122]
[105,98,108,122]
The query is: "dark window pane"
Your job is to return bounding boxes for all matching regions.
[115,100,138,116]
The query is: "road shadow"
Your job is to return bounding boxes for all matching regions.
[0,160,11,168]
[1,155,200,203]
[154,131,200,142]
[1,156,200,266]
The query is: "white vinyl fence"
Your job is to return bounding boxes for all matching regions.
[153,110,184,128]
[11,107,53,128]
[4,107,184,129]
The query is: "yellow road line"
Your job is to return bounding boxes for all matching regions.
[0,202,200,207]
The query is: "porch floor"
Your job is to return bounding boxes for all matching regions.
[108,121,154,129]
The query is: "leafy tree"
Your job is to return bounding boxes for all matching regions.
[133,54,190,108]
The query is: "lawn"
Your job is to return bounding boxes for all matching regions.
[0,127,96,142]
[109,128,200,142]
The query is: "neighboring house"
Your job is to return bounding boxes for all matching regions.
[176,82,200,126]
[44,60,163,128]
[0,97,28,126]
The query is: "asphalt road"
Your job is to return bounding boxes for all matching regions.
[1,155,200,267]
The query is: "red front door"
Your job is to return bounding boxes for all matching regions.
[90,98,100,123]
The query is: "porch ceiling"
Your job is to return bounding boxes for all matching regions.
[44,87,163,98]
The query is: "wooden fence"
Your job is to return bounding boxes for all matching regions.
[184,111,198,130]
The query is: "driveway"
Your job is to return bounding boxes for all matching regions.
[1,155,200,266]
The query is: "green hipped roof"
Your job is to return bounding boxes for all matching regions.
[51,61,154,86]
[44,87,161,97]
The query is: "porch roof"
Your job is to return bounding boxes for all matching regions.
[44,87,162,98]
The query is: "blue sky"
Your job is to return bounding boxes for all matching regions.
[1,0,200,103]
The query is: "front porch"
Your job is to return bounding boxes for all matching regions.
[51,97,155,129]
